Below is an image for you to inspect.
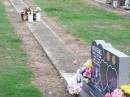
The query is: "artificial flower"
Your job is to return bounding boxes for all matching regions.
[120,84,130,95]
[83,59,93,68]
[111,88,126,97]
[83,68,92,78]
[105,92,112,97]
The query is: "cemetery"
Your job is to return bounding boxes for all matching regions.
[1,0,130,97]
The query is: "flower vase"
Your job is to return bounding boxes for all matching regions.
[36,12,41,21]
[28,13,33,22]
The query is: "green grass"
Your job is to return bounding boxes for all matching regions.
[0,1,42,97]
[34,0,130,55]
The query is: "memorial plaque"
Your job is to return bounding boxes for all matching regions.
[80,40,130,97]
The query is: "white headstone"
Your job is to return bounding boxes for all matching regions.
[125,0,129,7]
[112,0,119,8]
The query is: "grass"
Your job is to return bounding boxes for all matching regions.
[0,1,42,97]
[34,0,130,55]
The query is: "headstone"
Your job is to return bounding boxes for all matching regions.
[112,0,120,8]
[125,0,129,7]
[80,40,130,97]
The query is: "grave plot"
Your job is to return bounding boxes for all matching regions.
[80,40,130,97]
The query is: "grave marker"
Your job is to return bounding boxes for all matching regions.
[80,40,130,97]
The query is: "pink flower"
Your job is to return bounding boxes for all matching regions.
[85,68,92,78]
[105,92,112,97]
[67,81,82,95]
[111,89,126,97]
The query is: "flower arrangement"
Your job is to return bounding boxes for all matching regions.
[105,92,112,97]
[105,89,126,97]
[67,80,81,97]
[111,89,126,97]
[120,84,130,96]
[82,59,93,79]
[36,7,41,12]
[68,83,81,94]
[67,59,93,97]
[67,69,82,96]
[105,84,130,97]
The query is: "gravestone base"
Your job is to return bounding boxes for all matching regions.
[80,80,104,97]
[80,89,90,97]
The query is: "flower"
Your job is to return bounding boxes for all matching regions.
[80,67,86,74]
[105,92,112,97]
[83,67,92,79]
[111,89,125,97]
[82,59,93,79]
[83,59,93,68]
[68,83,82,95]
[120,84,130,95]
[124,89,130,95]
[67,76,82,95]
[120,85,129,91]
[36,7,41,11]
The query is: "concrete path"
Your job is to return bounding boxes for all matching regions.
[9,0,83,80]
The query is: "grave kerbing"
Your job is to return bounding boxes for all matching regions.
[80,40,130,97]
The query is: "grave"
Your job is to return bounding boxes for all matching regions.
[95,0,126,8]
[80,40,130,97]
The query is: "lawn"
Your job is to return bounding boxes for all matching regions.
[0,1,42,97]
[34,0,130,55]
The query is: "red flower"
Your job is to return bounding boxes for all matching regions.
[105,93,112,97]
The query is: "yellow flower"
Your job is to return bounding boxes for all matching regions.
[120,84,130,95]
[120,85,129,90]
[124,89,130,95]
[83,59,93,68]
[128,84,130,87]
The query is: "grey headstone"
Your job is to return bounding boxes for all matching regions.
[80,40,130,97]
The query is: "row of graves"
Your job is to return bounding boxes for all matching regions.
[95,0,130,9]
[67,40,130,97]
[20,7,41,22]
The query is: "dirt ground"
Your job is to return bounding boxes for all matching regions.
[4,0,70,97]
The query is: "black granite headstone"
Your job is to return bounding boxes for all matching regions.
[80,40,129,97]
